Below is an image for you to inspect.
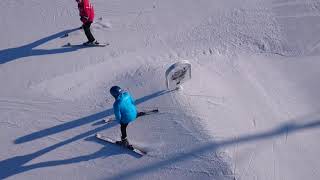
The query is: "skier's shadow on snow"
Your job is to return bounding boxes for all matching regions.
[1,112,319,179]
[0,123,141,179]
[15,89,170,144]
[0,27,87,64]
[108,113,320,180]
[0,90,169,179]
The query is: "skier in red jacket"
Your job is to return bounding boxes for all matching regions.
[76,0,99,45]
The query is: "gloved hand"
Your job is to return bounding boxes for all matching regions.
[80,16,89,22]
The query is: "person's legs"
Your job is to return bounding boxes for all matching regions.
[82,22,95,42]
[120,123,128,140]
[117,123,131,147]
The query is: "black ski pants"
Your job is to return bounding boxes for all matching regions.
[120,112,145,140]
[120,123,128,140]
[82,22,95,42]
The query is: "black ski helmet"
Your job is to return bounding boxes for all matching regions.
[110,86,122,98]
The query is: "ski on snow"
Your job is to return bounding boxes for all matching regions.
[96,133,146,156]
[63,42,109,47]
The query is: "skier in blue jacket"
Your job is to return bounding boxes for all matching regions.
[110,86,138,147]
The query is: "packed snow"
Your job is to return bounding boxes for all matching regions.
[1,0,320,179]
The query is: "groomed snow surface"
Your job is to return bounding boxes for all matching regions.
[1,0,320,179]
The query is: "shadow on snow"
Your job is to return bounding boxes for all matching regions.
[0,90,170,179]
[2,111,320,179]
[108,113,320,179]
[1,109,319,179]
[15,90,169,144]
[0,27,87,64]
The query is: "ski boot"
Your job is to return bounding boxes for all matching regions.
[83,40,99,46]
[116,138,133,150]
[137,112,146,117]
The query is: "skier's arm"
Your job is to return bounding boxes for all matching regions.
[82,0,90,20]
[113,104,121,122]
[78,0,89,22]
[129,93,136,105]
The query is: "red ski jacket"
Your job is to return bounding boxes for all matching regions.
[77,0,94,24]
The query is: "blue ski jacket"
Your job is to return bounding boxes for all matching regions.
[113,92,137,124]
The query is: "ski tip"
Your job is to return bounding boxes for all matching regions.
[86,43,109,47]
[104,117,115,123]
[98,43,110,47]
[140,150,147,155]
[96,133,102,138]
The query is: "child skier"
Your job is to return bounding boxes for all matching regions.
[76,0,99,45]
[109,86,139,148]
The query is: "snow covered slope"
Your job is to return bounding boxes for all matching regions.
[0,0,319,179]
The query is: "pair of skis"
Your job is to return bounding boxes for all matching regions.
[61,26,109,47]
[63,42,109,47]
[96,134,146,156]
[96,109,159,156]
